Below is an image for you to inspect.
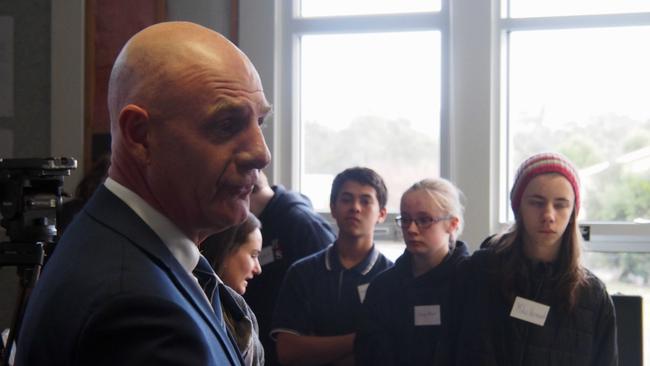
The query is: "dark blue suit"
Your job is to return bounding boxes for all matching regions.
[16,185,243,365]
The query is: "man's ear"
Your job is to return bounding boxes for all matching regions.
[377,207,387,224]
[118,104,151,164]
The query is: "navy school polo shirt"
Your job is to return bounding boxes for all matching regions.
[271,243,393,338]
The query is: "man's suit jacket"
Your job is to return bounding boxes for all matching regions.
[15,185,244,365]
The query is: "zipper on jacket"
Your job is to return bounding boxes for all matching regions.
[337,270,345,303]
[516,264,548,366]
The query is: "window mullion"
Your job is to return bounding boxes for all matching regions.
[502,12,650,31]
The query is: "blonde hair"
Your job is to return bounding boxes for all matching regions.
[403,178,465,244]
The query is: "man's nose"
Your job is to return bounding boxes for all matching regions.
[239,124,272,170]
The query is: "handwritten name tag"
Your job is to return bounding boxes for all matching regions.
[510,296,550,326]
[357,283,369,303]
[259,246,275,266]
[414,305,441,326]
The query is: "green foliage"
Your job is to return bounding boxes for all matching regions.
[624,131,650,153]
[620,253,650,285]
[303,116,440,209]
[588,170,650,221]
[304,116,438,175]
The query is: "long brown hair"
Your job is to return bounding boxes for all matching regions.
[488,208,587,312]
[201,212,262,276]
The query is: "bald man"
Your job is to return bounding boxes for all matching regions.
[16,22,270,365]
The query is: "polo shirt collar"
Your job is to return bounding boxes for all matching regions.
[324,242,380,276]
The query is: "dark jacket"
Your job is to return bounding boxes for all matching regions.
[355,241,470,366]
[16,185,243,365]
[456,240,618,366]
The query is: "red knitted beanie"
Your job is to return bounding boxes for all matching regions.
[510,152,580,216]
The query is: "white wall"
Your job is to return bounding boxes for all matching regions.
[51,0,85,193]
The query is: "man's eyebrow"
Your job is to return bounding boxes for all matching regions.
[212,99,273,117]
[259,100,273,116]
[260,103,273,115]
[213,99,250,115]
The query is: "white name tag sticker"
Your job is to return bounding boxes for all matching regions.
[357,283,369,303]
[414,305,441,326]
[258,246,275,266]
[510,296,550,326]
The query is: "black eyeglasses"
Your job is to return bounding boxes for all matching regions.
[395,215,451,229]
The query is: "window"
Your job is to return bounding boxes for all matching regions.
[300,31,441,211]
[276,0,448,214]
[503,9,650,225]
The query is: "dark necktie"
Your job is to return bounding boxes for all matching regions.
[193,255,224,325]
[193,255,244,365]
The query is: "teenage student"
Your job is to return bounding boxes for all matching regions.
[355,178,469,365]
[202,213,265,366]
[457,152,618,366]
[271,167,393,366]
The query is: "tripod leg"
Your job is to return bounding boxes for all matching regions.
[2,265,41,366]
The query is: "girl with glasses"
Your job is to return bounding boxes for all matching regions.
[355,178,469,365]
[456,152,617,366]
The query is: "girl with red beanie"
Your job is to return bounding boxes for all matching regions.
[456,152,618,366]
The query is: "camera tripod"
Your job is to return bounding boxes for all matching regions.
[0,157,76,366]
[0,241,45,366]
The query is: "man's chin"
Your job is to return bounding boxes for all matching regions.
[227,201,250,225]
[204,205,247,233]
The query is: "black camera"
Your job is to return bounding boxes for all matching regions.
[0,157,77,249]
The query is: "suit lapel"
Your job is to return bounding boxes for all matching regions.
[84,186,243,364]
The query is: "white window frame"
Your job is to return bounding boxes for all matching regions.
[238,0,650,251]
[497,3,650,252]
